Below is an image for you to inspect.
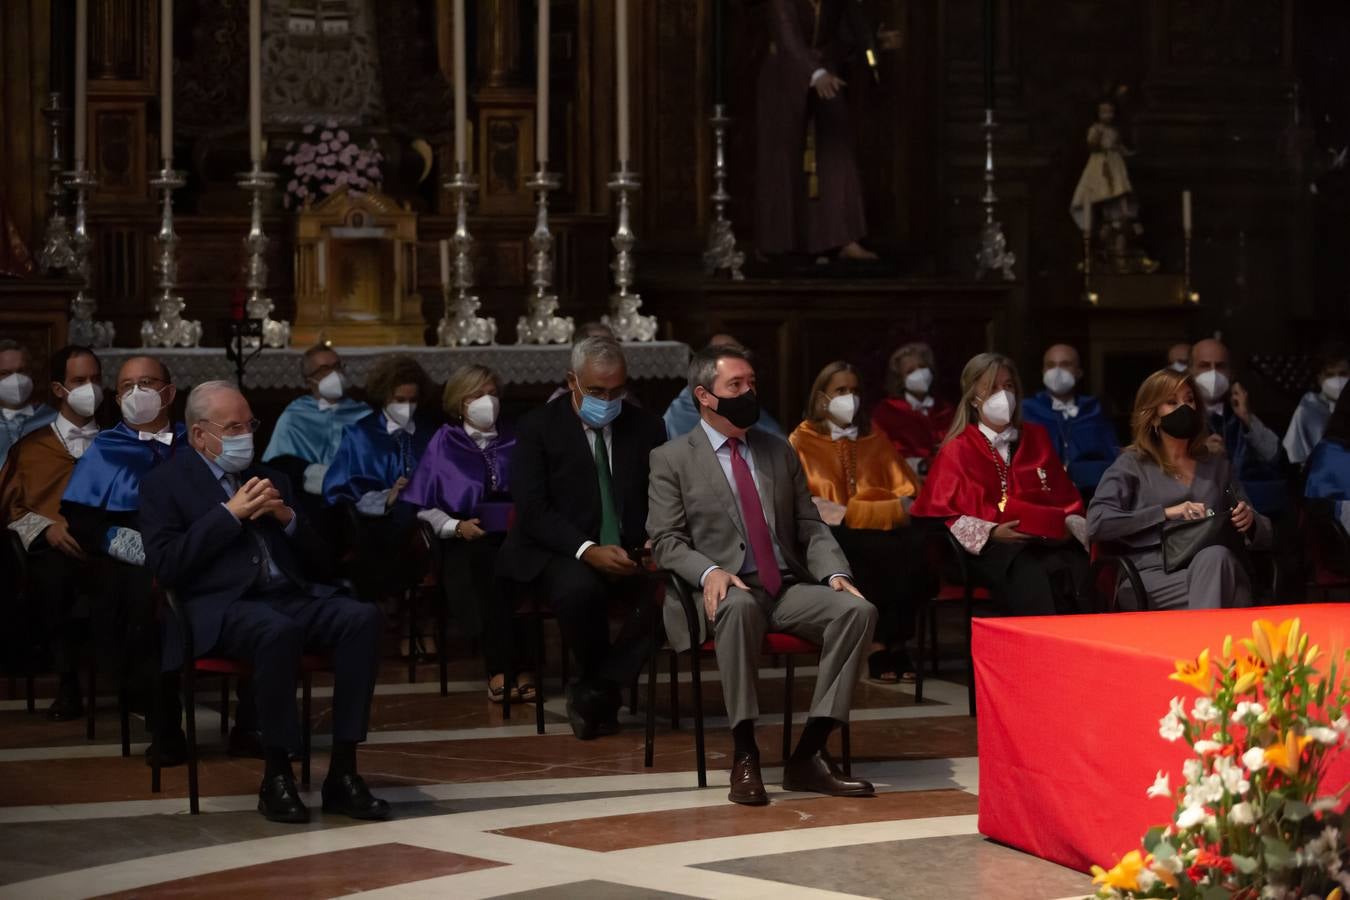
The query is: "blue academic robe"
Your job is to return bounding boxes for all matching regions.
[1305,440,1350,502]
[0,404,58,468]
[1020,392,1120,491]
[1283,392,1334,466]
[661,386,785,440]
[1210,410,1288,517]
[62,421,189,512]
[262,395,372,466]
[322,412,435,506]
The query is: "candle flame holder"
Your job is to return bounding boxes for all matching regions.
[237,165,290,348]
[65,166,115,347]
[516,165,574,344]
[141,163,202,348]
[974,108,1016,281]
[702,104,745,281]
[40,93,77,276]
[438,162,496,346]
[603,163,657,342]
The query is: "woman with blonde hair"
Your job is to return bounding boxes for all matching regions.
[1087,369,1270,609]
[401,364,535,702]
[912,352,1089,615]
[789,360,922,681]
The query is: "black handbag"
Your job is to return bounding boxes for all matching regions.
[1160,487,1245,574]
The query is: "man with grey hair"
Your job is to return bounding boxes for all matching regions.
[140,381,388,824]
[0,338,58,467]
[499,335,668,739]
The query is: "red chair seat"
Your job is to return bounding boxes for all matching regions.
[191,654,330,675]
[935,583,991,602]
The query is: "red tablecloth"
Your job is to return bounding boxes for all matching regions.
[973,604,1350,874]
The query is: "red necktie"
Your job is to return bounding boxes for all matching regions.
[725,437,781,597]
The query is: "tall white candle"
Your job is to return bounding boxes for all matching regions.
[249,0,262,164]
[1182,189,1193,233]
[615,0,630,164]
[439,238,451,287]
[453,0,467,166]
[536,0,550,164]
[317,240,327,291]
[160,0,173,163]
[74,0,88,169]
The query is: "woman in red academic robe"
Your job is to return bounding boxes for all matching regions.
[911,352,1090,616]
[871,343,955,477]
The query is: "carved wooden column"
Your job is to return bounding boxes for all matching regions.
[474,0,533,215]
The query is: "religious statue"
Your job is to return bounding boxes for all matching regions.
[754,0,900,263]
[1069,90,1159,274]
[0,190,34,278]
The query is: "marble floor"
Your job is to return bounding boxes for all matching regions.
[0,641,1096,900]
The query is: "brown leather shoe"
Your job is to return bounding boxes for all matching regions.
[782,750,874,797]
[728,751,769,805]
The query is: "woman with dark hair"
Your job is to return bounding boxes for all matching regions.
[401,364,535,703]
[911,352,1089,616]
[1087,369,1271,609]
[788,361,920,681]
[870,342,954,476]
[323,354,439,606]
[1286,345,1350,466]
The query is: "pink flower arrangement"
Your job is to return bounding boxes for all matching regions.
[281,120,385,209]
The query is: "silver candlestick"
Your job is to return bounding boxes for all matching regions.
[516,165,574,344]
[702,104,744,281]
[237,165,290,348]
[64,167,115,347]
[438,162,496,346]
[141,163,202,348]
[602,164,657,342]
[39,93,76,275]
[974,108,1016,281]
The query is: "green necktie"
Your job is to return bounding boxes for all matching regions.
[593,430,622,547]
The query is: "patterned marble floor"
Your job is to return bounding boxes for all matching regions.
[0,650,1096,900]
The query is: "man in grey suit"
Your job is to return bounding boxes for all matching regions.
[648,345,877,805]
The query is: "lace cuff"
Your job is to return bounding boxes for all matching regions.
[951,516,997,555]
[105,527,145,566]
[8,513,55,550]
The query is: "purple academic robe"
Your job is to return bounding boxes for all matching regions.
[400,424,516,533]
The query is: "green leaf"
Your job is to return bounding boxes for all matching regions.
[1153,840,1177,862]
[1261,834,1293,870]
[1143,826,1167,853]
[1229,853,1259,874]
[1283,799,1311,821]
[1200,886,1231,900]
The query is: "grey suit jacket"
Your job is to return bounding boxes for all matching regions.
[647,423,851,651]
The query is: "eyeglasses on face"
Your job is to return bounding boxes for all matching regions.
[202,418,262,437]
[117,377,166,393]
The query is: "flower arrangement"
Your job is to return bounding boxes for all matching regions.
[281,121,384,209]
[1092,618,1349,900]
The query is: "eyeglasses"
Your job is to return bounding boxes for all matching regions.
[117,377,166,393]
[203,418,262,437]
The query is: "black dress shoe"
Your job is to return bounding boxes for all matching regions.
[728,751,769,805]
[782,750,874,797]
[564,684,600,741]
[321,773,391,820]
[46,692,85,722]
[144,728,189,768]
[258,773,311,824]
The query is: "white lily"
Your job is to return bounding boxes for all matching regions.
[1306,726,1341,745]
[1242,747,1265,771]
[1146,770,1171,799]
[1229,801,1255,825]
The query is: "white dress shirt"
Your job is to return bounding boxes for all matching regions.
[574,420,616,558]
[978,422,1018,464]
[53,414,98,459]
[905,392,934,413]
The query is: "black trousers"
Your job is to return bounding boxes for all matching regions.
[25,536,88,676]
[214,589,382,753]
[829,524,926,647]
[348,504,420,603]
[965,541,1091,617]
[531,555,655,688]
[440,534,532,677]
[92,558,183,733]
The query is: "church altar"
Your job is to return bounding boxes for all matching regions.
[96,342,691,390]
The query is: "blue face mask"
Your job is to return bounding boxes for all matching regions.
[578,394,622,429]
[215,433,255,474]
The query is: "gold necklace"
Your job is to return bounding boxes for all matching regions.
[982,435,1010,512]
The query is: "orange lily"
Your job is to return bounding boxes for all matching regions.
[1169,648,1213,695]
[1262,730,1313,777]
[1091,850,1147,891]
[1251,618,1297,666]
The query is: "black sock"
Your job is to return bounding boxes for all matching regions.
[328,741,357,780]
[264,747,293,781]
[791,717,836,761]
[732,720,758,758]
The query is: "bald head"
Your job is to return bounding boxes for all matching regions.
[706,333,745,352]
[1191,339,1229,376]
[115,355,175,431]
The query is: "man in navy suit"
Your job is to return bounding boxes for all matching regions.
[139,381,387,824]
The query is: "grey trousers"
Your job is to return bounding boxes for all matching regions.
[1125,546,1252,611]
[713,575,877,728]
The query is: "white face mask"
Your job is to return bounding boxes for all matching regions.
[464,394,500,431]
[904,367,933,395]
[980,389,1016,429]
[1322,376,1347,404]
[1042,367,1077,395]
[317,370,346,402]
[120,385,164,427]
[385,401,415,429]
[63,382,104,418]
[1194,369,1229,402]
[826,393,860,425]
[0,373,33,407]
[1169,361,1190,374]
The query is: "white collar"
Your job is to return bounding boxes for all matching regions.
[464,422,497,446]
[829,422,859,441]
[137,429,175,446]
[317,396,340,412]
[1050,396,1079,417]
[1,404,35,421]
[56,413,98,439]
[699,417,739,453]
[385,416,415,436]
[1205,400,1226,418]
[1319,391,1337,409]
[978,421,1018,447]
[905,392,934,410]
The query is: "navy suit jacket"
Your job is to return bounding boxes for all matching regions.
[139,449,337,670]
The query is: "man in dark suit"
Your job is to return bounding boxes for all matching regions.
[499,336,668,739]
[140,381,387,824]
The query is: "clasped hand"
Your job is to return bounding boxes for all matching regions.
[225,476,292,526]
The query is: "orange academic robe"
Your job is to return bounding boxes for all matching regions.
[0,426,77,542]
[788,422,919,530]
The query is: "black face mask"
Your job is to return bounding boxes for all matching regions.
[712,390,761,430]
[1158,404,1201,439]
